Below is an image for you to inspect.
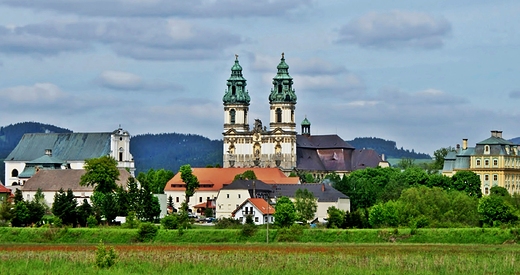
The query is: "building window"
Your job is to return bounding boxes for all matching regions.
[232,86,236,96]
[176,197,179,203]
[484,159,489,166]
[11,169,18,177]
[493,159,498,166]
[276,108,282,123]
[485,187,489,195]
[227,194,230,199]
[255,217,259,223]
[484,174,489,181]
[238,194,241,199]
[493,174,498,181]
[476,159,481,167]
[230,109,236,124]
[199,197,202,203]
[485,145,490,154]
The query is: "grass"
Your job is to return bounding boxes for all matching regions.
[0,243,518,274]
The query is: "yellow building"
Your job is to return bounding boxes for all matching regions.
[442,130,520,195]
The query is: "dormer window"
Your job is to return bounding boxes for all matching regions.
[484,145,490,154]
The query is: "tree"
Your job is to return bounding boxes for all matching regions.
[136,168,175,194]
[234,170,257,180]
[13,188,23,204]
[431,147,456,171]
[326,206,345,228]
[77,199,93,227]
[0,196,13,225]
[137,180,161,222]
[294,189,317,222]
[396,158,415,170]
[274,196,296,227]
[490,186,509,197]
[478,195,517,226]
[178,164,199,211]
[80,156,120,194]
[368,201,399,228]
[11,201,30,227]
[52,188,78,226]
[451,171,482,198]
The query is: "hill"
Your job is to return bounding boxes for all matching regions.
[346,137,431,159]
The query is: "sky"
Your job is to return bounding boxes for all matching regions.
[0,1,519,156]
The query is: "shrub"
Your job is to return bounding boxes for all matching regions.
[137,222,158,242]
[122,211,140,229]
[161,214,179,230]
[95,240,117,268]
[276,223,304,242]
[215,217,241,229]
[241,215,257,237]
[87,215,98,228]
[52,217,63,228]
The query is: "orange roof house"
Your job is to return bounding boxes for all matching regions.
[164,167,299,192]
[231,198,275,225]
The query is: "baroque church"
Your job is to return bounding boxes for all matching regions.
[222,53,386,178]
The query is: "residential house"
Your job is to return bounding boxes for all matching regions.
[232,198,275,225]
[216,179,275,219]
[163,167,299,212]
[4,127,134,188]
[443,130,520,195]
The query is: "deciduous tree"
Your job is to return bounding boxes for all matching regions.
[274,196,296,227]
[294,189,317,222]
[179,164,199,211]
[80,156,120,194]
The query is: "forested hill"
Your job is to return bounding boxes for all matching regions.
[346,137,431,159]
[130,133,222,175]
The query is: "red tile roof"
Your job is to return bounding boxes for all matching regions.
[0,184,11,194]
[164,168,299,192]
[248,198,275,215]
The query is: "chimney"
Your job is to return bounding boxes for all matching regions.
[321,183,325,192]
[497,131,503,138]
[456,144,460,151]
[45,149,52,156]
[491,130,497,137]
[462,139,468,150]
[381,154,386,161]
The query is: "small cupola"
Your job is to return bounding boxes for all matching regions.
[301,116,311,136]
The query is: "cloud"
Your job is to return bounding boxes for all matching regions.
[249,53,347,75]
[0,83,68,104]
[96,70,185,91]
[98,71,143,90]
[337,10,451,49]
[0,19,242,60]
[0,0,311,18]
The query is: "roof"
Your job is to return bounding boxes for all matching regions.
[232,198,275,216]
[273,184,348,202]
[297,134,354,149]
[0,184,11,194]
[477,136,515,146]
[6,132,112,162]
[27,155,64,165]
[22,169,132,192]
[164,168,299,192]
[221,179,273,191]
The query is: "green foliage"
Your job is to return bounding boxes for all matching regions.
[11,201,30,227]
[204,207,213,218]
[345,209,369,229]
[0,196,13,226]
[276,223,304,242]
[122,211,140,229]
[396,158,415,170]
[368,201,399,228]
[294,188,317,222]
[326,206,345,228]
[241,215,257,237]
[80,156,120,194]
[478,196,518,226]
[26,200,46,226]
[179,164,199,210]
[51,189,78,226]
[490,186,509,197]
[137,222,159,242]
[451,170,482,198]
[95,240,117,269]
[234,170,257,180]
[87,215,98,228]
[136,168,175,194]
[215,217,242,229]
[431,147,456,171]
[274,196,296,227]
[161,214,179,230]
[14,188,23,204]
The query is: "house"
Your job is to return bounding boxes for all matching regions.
[4,127,134,188]
[216,179,275,219]
[0,181,11,202]
[163,167,299,212]
[232,198,275,225]
[443,130,520,195]
[273,183,350,223]
[21,168,133,206]
[221,54,386,177]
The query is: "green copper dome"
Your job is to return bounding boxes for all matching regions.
[269,53,297,104]
[301,117,311,126]
[223,55,250,105]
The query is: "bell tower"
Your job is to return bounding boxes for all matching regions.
[269,53,297,132]
[223,54,250,133]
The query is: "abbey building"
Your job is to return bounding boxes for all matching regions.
[223,53,296,173]
[222,53,386,178]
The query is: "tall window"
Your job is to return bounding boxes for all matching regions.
[230,109,236,124]
[493,159,498,166]
[276,108,282,123]
[484,174,489,181]
[232,86,236,96]
[278,84,282,93]
[11,169,18,177]
[493,174,498,181]
[476,159,481,166]
[485,159,489,166]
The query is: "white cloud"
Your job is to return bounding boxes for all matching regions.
[337,10,451,49]
[98,70,143,90]
[0,83,67,103]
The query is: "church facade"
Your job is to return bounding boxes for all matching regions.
[222,53,297,173]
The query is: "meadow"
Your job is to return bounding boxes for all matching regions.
[0,243,519,274]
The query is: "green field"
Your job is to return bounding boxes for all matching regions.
[0,243,518,274]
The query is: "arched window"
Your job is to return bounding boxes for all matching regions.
[484,174,489,181]
[230,109,236,124]
[484,159,489,166]
[493,174,498,181]
[11,169,18,177]
[276,108,282,123]
[493,159,498,166]
[119,147,124,162]
[484,145,490,154]
[476,159,481,166]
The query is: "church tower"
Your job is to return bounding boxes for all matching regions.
[269,53,297,132]
[223,54,250,132]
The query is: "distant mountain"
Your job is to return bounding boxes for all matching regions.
[510,137,520,144]
[130,133,222,175]
[346,137,431,159]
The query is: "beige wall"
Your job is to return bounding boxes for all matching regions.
[215,189,251,219]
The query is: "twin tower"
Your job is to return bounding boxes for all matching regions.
[222,53,297,172]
